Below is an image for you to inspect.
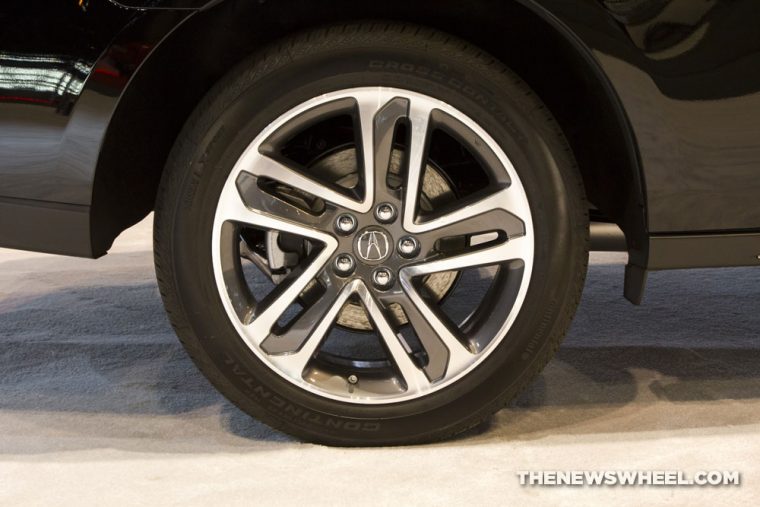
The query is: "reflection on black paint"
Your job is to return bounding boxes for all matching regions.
[615,0,717,57]
[600,0,760,100]
[603,0,718,58]
[0,0,139,204]
[0,0,758,240]
[592,0,760,232]
[0,52,89,113]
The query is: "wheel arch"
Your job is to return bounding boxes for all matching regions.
[90,0,648,265]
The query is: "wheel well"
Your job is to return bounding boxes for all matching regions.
[91,0,646,257]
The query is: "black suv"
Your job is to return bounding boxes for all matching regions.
[1,0,758,445]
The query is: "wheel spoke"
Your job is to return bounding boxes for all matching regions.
[260,278,343,354]
[356,283,430,393]
[266,281,361,379]
[420,206,524,251]
[401,98,435,230]
[401,234,531,277]
[357,94,409,202]
[242,254,332,343]
[238,150,369,213]
[383,292,473,382]
[221,185,337,341]
[405,187,529,236]
[216,178,338,246]
[235,171,334,231]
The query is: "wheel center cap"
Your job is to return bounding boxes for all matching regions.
[354,227,393,264]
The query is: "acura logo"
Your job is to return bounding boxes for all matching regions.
[356,229,391,262]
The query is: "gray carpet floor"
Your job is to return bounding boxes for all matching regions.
[0,216,758,505]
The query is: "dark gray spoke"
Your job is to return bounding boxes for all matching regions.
[403,235,531,277]
[236,171,333,232]
[383,292,472,382]
[355,88,426,211]
[405,186,529,235]
[418,206,525,254]
[244,151,370,213]
[260,279,343,354]
[266,280,361,379]
[401,99,435,228]
[357,283,431,392]
[368,97,409,202]
[216,171,338,248]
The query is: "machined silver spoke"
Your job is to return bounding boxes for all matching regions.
[407,187,529,236]
[356,88,421,208]
[235,171,334,231]
[359,94,410,202]
[355,91,382,205]
[267,280,361,379]
[356,283,431,394]
[215,181,338,339]
[414,204,525,259]
[403,234,532,278]
[383,292,474,382]
[260,279,343,354]
[393,236,533,382]
[241,259,333,344]
[241,150,368,213]
[216,180,338,246]
[402,98,435,230]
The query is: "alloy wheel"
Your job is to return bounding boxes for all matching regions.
[211,87,534,404]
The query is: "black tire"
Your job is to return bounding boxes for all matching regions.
[154,22,588,446]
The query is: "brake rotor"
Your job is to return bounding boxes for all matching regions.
[308,147,458,331]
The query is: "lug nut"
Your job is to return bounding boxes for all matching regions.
[335,214,357,235]
[334,254,356,276]
[372,267,394,290]
[374,203,397,224]
[398,236,420,258]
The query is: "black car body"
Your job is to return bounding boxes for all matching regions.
[2,0,759,302]
[1,0,759,444]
